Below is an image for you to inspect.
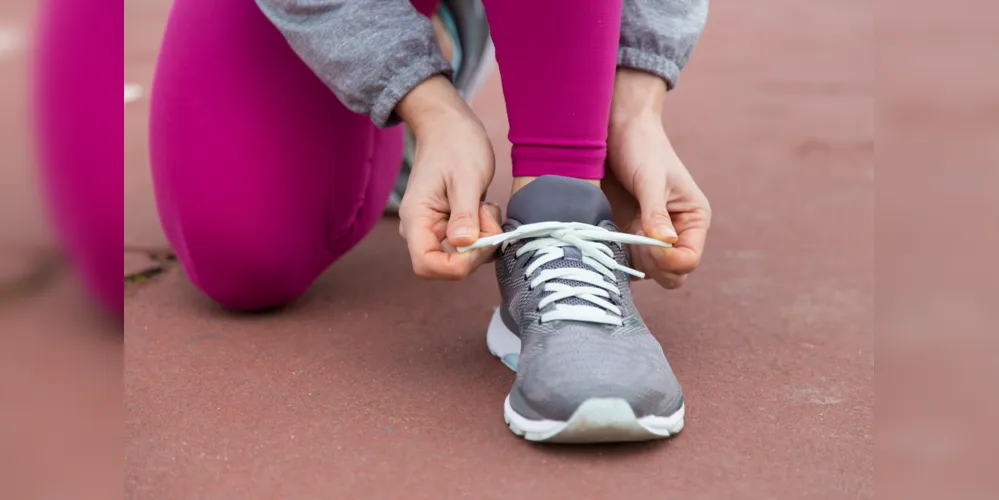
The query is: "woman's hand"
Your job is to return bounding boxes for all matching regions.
[606,69,712,289]
[396,76,502,280]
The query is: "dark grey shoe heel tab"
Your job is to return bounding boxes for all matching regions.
[506,175,613,226]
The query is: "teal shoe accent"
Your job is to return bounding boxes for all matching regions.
[501,354,519,372]
[436,4,463,75]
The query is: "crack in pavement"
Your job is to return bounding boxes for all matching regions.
[0,250,67,305]
[124,251,177,286]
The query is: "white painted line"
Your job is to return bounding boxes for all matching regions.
[124,84,143,104]
[0,27,25,57]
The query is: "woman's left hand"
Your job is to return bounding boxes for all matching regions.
[605,70,712,289]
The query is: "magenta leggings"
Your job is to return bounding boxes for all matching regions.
[150,0,621,310]
[35,0,122,316]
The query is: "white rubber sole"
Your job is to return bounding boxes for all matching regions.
[504,395,685,443]
[486,308,685,443]
[486,307,522,371]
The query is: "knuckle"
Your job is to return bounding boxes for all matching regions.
[449,211,476,224]
[483,202,502,218]
[648,206,672,221]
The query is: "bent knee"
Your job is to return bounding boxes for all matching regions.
[193,268,309,311]
[180,240,326,311]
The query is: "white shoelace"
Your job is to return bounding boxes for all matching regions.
[458,221,672,326]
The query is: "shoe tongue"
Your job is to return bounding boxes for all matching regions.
[508,177,617,312]
[506,175,612,226]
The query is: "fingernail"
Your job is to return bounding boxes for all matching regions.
[656,225,677,238]
[453,226,474,238]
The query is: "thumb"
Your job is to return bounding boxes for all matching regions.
[445,176,483,248]
[466,202,505,267]
[479,202,503,236]
[634,177,678,244]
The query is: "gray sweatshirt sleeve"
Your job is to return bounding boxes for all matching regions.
[618,0,709,89]
[257,1,706,127]
[256,0,452,127]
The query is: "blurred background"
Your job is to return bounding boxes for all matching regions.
[1,1,119,499]
[0,0,995,498]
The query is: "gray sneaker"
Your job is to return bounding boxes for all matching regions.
[462,176,686,443]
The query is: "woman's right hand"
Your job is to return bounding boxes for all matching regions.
[396,75,502,280]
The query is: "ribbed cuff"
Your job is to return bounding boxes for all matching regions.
[371,55,454,127]
[618,47,681,90]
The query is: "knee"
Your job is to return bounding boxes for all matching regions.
[193,267,309,311]
[179,234,324,312]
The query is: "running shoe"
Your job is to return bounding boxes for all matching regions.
[460,176,686,443]
[385,0,494,213]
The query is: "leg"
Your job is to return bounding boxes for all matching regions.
[35,0,121,316]
[411,0,440,18]
[482,0,623,186]
[150,0,402,310]
[471,0,687,444]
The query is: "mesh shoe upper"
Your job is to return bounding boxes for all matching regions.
[490,176,684,420]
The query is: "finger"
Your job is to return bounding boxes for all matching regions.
[650,271,687,290]
[445,177,483,248]
[631,175,678,244]
[628,229,656,281]
[480,202,503,235]
[475,203,504,265]
[652,226,707,275]
[628,245,655,280]
[404,215,476,280]
[400,215,447,241]
[441,238,493,270]
[443,203,502,269]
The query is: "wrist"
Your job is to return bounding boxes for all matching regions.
[396,75,476,139]
[609,68,667,128]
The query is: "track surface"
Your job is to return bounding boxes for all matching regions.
[2,0,879,497]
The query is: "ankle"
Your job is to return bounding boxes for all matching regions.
[512,176,600,195]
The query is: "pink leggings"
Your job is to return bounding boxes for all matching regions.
[35,0,122,316]
[150,0,622,310]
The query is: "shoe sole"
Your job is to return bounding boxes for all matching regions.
[486,308,685,443]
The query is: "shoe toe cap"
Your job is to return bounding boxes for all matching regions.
[512,332,683,421]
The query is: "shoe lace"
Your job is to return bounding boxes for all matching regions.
[458,221,671,326]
